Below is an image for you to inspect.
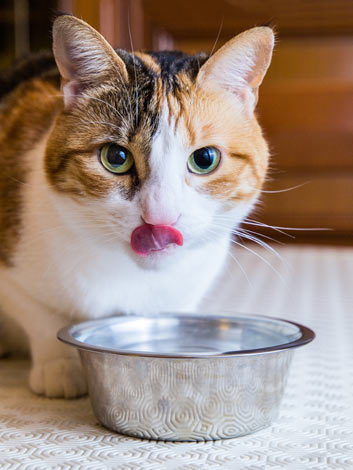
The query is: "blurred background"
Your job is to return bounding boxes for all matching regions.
[1,0,352,244]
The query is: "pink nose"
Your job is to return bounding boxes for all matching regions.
[142,211,180,226]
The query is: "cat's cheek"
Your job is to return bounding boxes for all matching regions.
[172,196,218,245]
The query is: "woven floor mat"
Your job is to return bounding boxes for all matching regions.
[1,245,352,469]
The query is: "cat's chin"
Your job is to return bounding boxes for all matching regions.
[130,244,182,269]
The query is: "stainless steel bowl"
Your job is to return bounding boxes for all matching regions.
[58,313,314,441]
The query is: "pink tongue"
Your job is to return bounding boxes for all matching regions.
[131,224,183,257]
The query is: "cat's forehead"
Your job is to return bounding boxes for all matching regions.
[142,51,208,88]
[121,50,209,91]
[72,48,248,161]
[77,50,210,153]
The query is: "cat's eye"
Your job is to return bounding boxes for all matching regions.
[99,143,134,174]
[187,147,221,175]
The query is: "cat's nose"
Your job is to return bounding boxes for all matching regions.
[140,181,182,226]
[142,211,180,226]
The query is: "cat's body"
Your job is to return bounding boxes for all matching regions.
[0,16,273,397]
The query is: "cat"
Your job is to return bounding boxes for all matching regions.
[0,15,274,398]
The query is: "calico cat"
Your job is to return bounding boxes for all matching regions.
[0,15,274,398]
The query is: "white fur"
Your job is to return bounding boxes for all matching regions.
[0,97,253,398]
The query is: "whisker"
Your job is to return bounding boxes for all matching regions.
[86,95,127,122]
[208,219,288,269]
[50,93,129,124]
[242,219,295,238]
[211,215,284,245]
[237,227,284,245]
[233,229,289,269]
[108,56,134,122]
[251,181,310,194]
[209,16,224,58]
[227,248,253,288]
[206,224,285,282]
[244,217,331,232]
[79,116,122,131]
[199,228,253,288]
[229,237,285,282]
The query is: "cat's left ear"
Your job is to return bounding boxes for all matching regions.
[52,15,129,108]
[197,27,274,111]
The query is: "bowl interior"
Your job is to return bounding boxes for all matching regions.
[66,314,304,356]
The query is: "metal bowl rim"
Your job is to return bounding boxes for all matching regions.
[57,312,315,359]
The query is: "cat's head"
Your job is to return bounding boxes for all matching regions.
[45,15,274,266]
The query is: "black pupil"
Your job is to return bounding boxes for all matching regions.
[107,145,127,167]
[194,148,214,169]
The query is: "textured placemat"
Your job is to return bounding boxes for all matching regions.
[1,245,352,470]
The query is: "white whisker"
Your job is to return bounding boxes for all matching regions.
[237,227,284,245]
[209,218,288,271]
[199,228,253,288]
[244,217,331,232]
[50,93,128,123]
[233,229,289,270]
[209,16,224,58]
[227,248,253,288]
[252,181,310,194]
[230,237,285,282]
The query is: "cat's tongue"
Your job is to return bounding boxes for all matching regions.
[131,224,183,257]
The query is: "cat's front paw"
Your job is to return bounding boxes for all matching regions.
[29,357,87,398]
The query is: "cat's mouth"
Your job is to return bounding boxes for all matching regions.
[130,224,183,257]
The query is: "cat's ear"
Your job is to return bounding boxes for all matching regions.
[52,15,128,107]
[197,27,274,111]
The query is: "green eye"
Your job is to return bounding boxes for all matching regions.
[187,147,221,175]
[100,143,134,174]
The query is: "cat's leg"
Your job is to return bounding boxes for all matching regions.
[0,310,29,357]
[0,277,87,398]
[28,308,87,399]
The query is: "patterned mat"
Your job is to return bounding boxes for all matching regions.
[1,245,352,469]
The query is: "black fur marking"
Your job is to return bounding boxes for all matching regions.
[115,50,160,145]
[125,166,140,200]
[1,48,209,202]
[0,51,59,101]
[110,50,209,147]
[149,50,209,91]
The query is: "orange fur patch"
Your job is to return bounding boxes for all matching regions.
[0,77,60,264]
[134,52,161,75]
[181,85,269,202]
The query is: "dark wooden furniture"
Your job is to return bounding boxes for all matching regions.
[1,0,352,242]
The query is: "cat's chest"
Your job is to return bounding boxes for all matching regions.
[72,255,191,317]
[40,238,229,319]
[11,192,230,319]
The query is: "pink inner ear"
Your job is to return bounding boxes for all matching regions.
[131,224,183,257]
[61,80,81,107]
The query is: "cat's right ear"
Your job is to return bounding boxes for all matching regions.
[52,15,129,108]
